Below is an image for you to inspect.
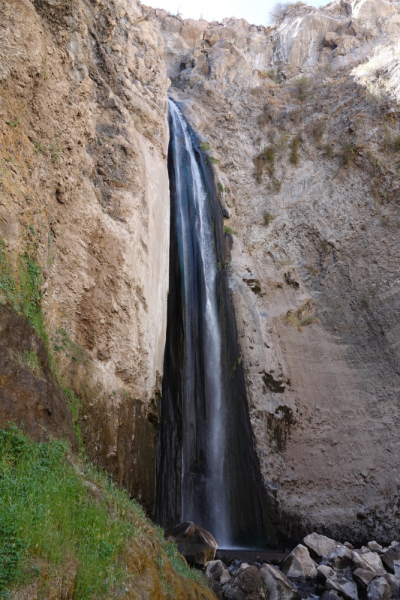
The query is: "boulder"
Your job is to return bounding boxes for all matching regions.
[282,544,318,579]
[327,545,353,569]
[352,550,386,575]
[205,560,231,585]
[165,521,218,566]
[369,542,383,552]
[304,533,341,559]
[259,563,298,600]
[393,561,400,578]
[382,574,400,595]
[325,572,359,600]
[321,592,342,600]
[318,565,335,582]
[353,568,376,589]
[382,544,400,573]
[367,577,392,600]
[222,565,265,600]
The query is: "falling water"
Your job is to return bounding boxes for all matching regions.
[156,99,273,549]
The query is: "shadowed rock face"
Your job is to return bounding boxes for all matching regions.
[147,0,400,544]
[0,304,77,449]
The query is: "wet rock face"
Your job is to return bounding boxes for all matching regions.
[0,304,77,449]
[147,0,400,543]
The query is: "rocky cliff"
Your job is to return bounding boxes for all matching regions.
[146,0,400,544]
[0,0,170,513]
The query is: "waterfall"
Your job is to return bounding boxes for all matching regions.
[156,99,274,549]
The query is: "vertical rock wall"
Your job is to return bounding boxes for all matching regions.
[0,0,170,514]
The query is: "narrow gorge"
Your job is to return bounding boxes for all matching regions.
[1,0,400,597]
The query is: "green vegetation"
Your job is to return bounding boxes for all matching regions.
[290,135,300,165]
[285,313,302,332]
[0,238,45,342]
[18,350,42,377]
[218,181,224,192]
[34,140,64,163]
[341,140,355,167]
[264,211,274,226]
[296,76,308,102]
[254,145,275,182]
[209,156,218,164]
[200,142,211,152]
[324,143,334,158]
[0,425,205,598]
[224,225,233,235]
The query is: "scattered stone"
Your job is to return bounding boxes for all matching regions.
[205,560,231,585]
[382,544,400,573]
[321,592,342,600]
[325,572,359,600]
[393,561,400,578]
[317,565,335,582]
[304,533,341,559]
[345,542,355,550]
[369,542,383,552]
[282,544,318,579]
[382,574,400,595]
[259,563,298,600]
[165,521,217,566]
[327,545,353,569]
[352,550,386,575]
[353,568,376,589]
[222,565,265,600]
[367,577,392,600]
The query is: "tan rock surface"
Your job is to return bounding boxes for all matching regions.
[0,0,169,513]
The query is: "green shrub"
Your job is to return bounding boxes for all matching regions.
[254,145,275,182]
[296,76,308,102]
[290,135,300,165]
[218,181,224,192]
[224,226,233,235]
[209,156,218,164]
[18,350,42,377]
[264,211,274,226]
[341,140,355,167]
[200,142,210,151]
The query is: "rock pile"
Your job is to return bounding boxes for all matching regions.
[205,533,400,600]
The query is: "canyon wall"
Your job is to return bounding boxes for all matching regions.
[0,0,169,514]
[146,0,400,544]
[3,0,400,552]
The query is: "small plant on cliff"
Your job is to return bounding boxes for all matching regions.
[224,225,233,235]
[290,135,300,165]
[285,313,302,332]
[200,142,211,152]
[324,143,334,158]
[296,76,309,102]
[218,181,224,192]
[254,145,275,182]
[341,140,355,167]
[18,350,42,377]
[264,211,274,226]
